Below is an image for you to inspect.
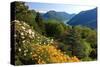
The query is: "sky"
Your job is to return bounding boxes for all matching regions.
[25,2,96,14]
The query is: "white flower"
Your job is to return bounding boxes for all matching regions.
[21,32,24,36]
[51,39,54,41]
[28,29,32,34]
[32,35,35,38]
[23,22,29,27]
[14,20,20,23]
[24,53,26,56]
[50,39,54,43]
[32,32,35,37]
[44,42,46,45]
[22,40,25,43]
[23,22,26,25]
[30,52,32,55]
[14,34,17,37]
[18,48,21,52]
[22,26,25,30]
[32,32,35,38]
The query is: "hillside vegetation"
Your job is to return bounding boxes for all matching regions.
[12,2,97,65]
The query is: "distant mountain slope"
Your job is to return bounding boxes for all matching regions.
[42,10,75,23]
[67,8,97,29]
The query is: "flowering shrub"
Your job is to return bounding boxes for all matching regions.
[12,20,79,65]
[14,20,35,65]
[32,44,80,64]
[13,20,54,65]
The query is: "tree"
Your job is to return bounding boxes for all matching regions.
[15,2,29,21]
[45,21,65,38]
[80,26,97,60]
[15,2,38,28]
[35,12,45,35]
[73,40,92,59]
[65,26,92,59]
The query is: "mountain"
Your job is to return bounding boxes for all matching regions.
[67,8,97,29]
[41,10,75,23]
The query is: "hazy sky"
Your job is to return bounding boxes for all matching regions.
[25,2,96,14]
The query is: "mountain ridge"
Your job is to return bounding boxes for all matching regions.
[41,10,75,23]
[67,8,97,29]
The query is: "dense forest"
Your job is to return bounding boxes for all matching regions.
[11,2,97,65]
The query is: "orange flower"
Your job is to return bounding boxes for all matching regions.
[32,44,80,64]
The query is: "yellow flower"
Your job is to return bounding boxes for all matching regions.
[32,44,80,64]
[33,54,37,57]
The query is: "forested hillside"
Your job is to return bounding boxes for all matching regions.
[67,8,97,29]
[11,2,97,65]
[42,10,75,23]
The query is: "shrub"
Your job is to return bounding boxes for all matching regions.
[45,21,65,38]
[89,49,97,60]
[13,20,54,65]
[32,44,80,64]
[81,57,92,61]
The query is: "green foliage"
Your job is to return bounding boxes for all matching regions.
[89,49,97,60]
[15,2,46,36]
[57,26,93,59]
[15,56,23,65]
[14,20,35,65]
[73,40,92,59]
[46,24,96,60]
[15,2,28,13]
[64,27,81,56]
[14,2,97,64]
[13,20,80,65]
[35,12,45,35]
[80,27,97,49]
[15,2,41,33]
[13,20,54,65]
[45,20,65,38]
[81,57,92,61]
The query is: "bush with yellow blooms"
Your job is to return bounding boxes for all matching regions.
[12,20,80,65]
[32,44,80,64]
